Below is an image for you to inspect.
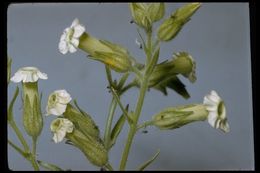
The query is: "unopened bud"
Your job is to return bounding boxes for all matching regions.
[157,3,201,41]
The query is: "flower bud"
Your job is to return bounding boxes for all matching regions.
[129,3,151,30]
[130,3,165,30]
[157,3,201,41]
[11,67,48,138]
[152,104,208,130]
[173,3,201,23]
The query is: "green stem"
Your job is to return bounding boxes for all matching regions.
[8,121,39,170]
[32,137,37,157]
[8,140,27,158]
[110,87,133,124]
[119,82,137,95]
[31,137,40,171]
[9,120,30,152]
[30,156,40,171]
[119,28,153,170]
[137,120,154,131]
[104,97,117,150]
[119,79,149,170]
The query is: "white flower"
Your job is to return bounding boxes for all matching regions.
[59,18,86,54]
[50,118,74,143]
[46,90,72,116]
[10,67,48,83]
[203,90,230,133]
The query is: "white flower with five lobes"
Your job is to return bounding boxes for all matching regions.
[203,90,230,133]
[50,118,74,143]
[59,18,85,54]
[46,90,72,116]
[10,67,48,83]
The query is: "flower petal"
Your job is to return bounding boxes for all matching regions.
[56,90,72,104]
[59,40,69,54]
[10,71,23,83]
[68,44,77,53]
[73,24,85,38]
[50,118,74,143]
[37,71,48,80]
[53,130,66,143]
[46,90,71,116]
[207,112,217,128]
[70,38,79,47]
[71,18,79,28]
[60,32,67,41]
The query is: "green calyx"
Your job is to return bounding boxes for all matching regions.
[152,104,208,130]
[79,33,132,73]
[157,3,201,41]
[66,129,108,167]
[22,82,43,138]
[129,3,165,30]
[63,103,100,140]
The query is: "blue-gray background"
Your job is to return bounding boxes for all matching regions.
[7,3,254,170]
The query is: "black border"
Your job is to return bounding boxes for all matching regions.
[1,0,256,171]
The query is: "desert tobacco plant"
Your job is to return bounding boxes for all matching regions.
[8,3,230,171]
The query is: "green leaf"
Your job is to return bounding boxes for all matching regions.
[109,105,129,149]
[8,86,19,122]
[146,47,160,75]
[37,160,64,171]
[153,76,190,99]
[138,149,160,170]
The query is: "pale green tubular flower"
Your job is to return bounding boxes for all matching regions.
[152,90,229,133]
[10,67,47,138]
[152,104,208,130]
[46,89,100,139]
[203,90,230,133]
[59,18,132,73]
[134,51,196,89]
[48,92,109,167]
[50,117,108,167]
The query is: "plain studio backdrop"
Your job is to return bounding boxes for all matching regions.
[7,3,254,170]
